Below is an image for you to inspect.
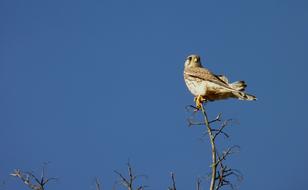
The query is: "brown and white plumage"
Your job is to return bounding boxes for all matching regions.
[183,54,256,102]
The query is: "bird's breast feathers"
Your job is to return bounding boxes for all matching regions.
[184,76,208,96]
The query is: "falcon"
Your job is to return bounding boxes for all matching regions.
[184,54,256,109]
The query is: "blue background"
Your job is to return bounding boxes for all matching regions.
[1,0,308,189]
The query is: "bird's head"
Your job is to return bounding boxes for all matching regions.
[184,54,202,68]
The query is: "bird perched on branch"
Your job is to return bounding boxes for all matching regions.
[184,54,256,109]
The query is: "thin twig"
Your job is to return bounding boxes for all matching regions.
[196,177,201,190]
[213,120,232,139]
[114,162,147,190]
[168,172,176,190]
[209,113,222,124]
[95,178,101,190]
[215,146,240,166]
[188,113,222,127]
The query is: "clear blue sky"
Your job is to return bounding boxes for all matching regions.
[1,0,308,189]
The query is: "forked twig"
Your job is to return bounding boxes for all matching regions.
[10,165,57,190]
[114,162,147,190]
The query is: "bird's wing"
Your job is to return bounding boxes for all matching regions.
[184,67,234,90]
[217,75,229,83]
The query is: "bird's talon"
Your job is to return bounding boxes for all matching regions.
[194,95,206,110]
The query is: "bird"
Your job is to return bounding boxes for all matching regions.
[183,54,256,109]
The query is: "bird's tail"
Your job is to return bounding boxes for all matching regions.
[229,81,247,91]
[233,91,257,101]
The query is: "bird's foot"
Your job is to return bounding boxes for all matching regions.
[194,95,207,111]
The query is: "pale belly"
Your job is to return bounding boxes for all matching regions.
[184,78,208,96]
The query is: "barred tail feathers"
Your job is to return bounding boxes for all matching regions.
[229,81,247,91]
[233,91,257,101]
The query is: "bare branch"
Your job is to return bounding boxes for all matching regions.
[213,119,232,139]
[216,146,240,166]
[196,177,201,190]
[209,113,222,124]
[114,170,130,188]
[200,104,217,190]
[187,102,243,190]
[10,165,56,190]
[188,118,206,127]
[212,129,229,139]
[187,112,222,128]
[114,162,147,190]
[168,172,176,190]
[95,178,101,190]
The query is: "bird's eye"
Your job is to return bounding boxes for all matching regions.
[187,56,192,61]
